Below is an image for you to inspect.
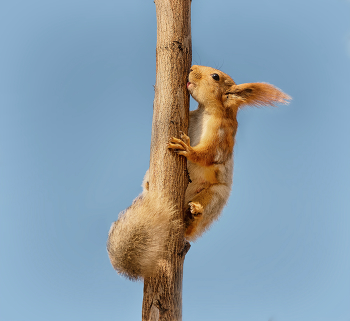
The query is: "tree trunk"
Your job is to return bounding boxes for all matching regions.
[142,1,192,320]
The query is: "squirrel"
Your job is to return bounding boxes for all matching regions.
[107,65,291,280]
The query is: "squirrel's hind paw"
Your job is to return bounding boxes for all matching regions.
[189,201,203,215]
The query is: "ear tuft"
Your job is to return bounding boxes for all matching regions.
[230,82,291,108]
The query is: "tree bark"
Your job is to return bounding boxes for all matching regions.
[142,1,192,320]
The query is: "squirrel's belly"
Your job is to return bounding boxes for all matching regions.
[186,161,221,201]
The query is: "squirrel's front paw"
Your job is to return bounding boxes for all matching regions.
[189,202,203,216]
[167,132,193,158]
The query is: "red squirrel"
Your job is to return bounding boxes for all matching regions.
[107,65,291,280]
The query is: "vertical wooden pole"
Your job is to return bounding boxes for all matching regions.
[142,0,192,320]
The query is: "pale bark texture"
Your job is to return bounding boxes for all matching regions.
[142,0,192,320]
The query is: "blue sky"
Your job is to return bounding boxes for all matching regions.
[1,0,349,320]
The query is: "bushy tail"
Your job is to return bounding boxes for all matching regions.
[107,192,179,280]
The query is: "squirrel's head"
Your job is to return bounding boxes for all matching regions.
[188,65,291,114]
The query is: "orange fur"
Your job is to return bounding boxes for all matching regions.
[168,65,291,240]
[107,65,291,280]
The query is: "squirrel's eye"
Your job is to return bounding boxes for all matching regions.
[211,73,220,81]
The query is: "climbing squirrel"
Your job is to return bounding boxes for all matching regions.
[107,65,291,280]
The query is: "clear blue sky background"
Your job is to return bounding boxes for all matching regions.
[1,0,350,320]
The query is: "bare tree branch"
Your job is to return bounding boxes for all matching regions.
[142,1,192,320]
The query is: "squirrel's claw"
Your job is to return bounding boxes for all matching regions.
[169,136,187,147]
[179,131,191,145]
[167,142,185,151]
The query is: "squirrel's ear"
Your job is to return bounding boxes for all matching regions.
[224,83,291,109]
